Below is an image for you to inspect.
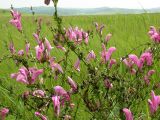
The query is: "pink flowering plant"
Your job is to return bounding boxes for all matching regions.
[0,0,160,119]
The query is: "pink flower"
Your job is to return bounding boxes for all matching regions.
[105,33,112,43]
[35,43,45,61]
[148,26,160,43]
[54,86,68,96]
[52,96,61,116]
[26,43,30,56]
[54,86,70,104]
[56,45,66,52]
[66,27,89,45]
[108,59,116,68]
[130,68,136,75]
[83,32,89,44]
[0,108,9,120]
[140,52,153,66]
[101,44,116,63]
[86,50,96,62]
[123,58,134,68]
[49,58,63,73]
[128,54,139,67]
[9,10,22,32]
[147,70,155,76]
[33,90,45,98]
[35,112,47,120]
[144,70,155,85]
[94,22,99,30]
[104,79,113,89]
[148,90,160,114]
[67,76,78,93]
[45,38,53,52]
[127,52,153,70]
[9,42,16,54]
[74,58,80,72]
[11,66,43,84]
[33,33,40,44]
[99,24,105,36]
[123,108,133,120]
[18,50,24,56]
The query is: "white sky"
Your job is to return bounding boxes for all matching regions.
[0,0,160,9]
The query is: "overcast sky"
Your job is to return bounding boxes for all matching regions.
[0,0,160,9]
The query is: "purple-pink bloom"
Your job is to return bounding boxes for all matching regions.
[148,26,160,43]
[54,86,70,105]
[33,90,45,98]
[148,90,160,114]
[11,66,43,84]
[140,52,153,66]
[35,112,47,120]
[18,50,24,56]
[123,108,133,120]
[56,45,66,52]
[67,76,78,93]
[86,50,96,62]
[49,58,63,73]
[105,33,112,43]
[52,96,61,116]
[104,79,113,89]
[45,38,53,52]
[74,58,80,72]
[9,10,22,32]
[0,108,9,120]
[9,42,16,54]
[108,59,116,68]
[33,33,41,44]
[35,43,45,61]
[144,70,155,85]
[26,43,30,56]
[101,44,116,63]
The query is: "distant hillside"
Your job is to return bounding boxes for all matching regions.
[2,7,160,16]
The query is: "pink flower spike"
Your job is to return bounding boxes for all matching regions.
[45,38,53,52]
[56,45,66,52]
[109,59,116,68]
[148,70,155,76]
[52,96,61,116]
[18,50,24,56]
[29,68,43,84]
[86,50,96,62]
[0,108,9,120]
[128,54,139,67]
[105,33,112,43]
[67,76,78,93]
[9,10,22,32]
[104,79,113,89]
[26,43,30,56]
[123,108,133,120]
[54,86,70,104]
[9,42,16,54]
[35,44,45,61]
[74,58,80,72]
[148,90,160,114]
[49,58,63,73]
[33,33,40,44]
[54,86,68,96]
[11,66,43,85]
[35,112,47,120]
[33,90,45,98]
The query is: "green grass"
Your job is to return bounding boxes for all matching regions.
[0,13,160,119]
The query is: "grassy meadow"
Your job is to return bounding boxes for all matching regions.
[0,11,160,119]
